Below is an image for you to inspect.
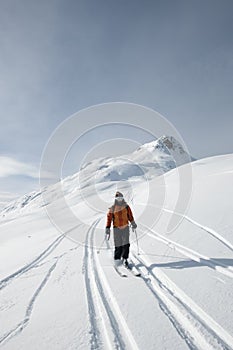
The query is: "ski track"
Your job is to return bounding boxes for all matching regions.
[82,218,139,350]
[144,202,233,254]
[2,207,232,349]
[0,223,82,291]
[90,224,140,350]
[83,218,126,350]
[131,251,233,350]
[0,260,58,347]
[162,207,233,253]
[32,246,79,270]
[140,222,233,279]
[82,219,103,350]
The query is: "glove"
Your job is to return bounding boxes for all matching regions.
[131,221,137,231]
[105,227,110,240]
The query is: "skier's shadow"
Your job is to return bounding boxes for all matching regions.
[137,257,233,270]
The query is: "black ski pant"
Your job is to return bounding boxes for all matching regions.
[113,226,130,260]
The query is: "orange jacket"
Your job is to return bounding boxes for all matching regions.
[106,204,134,229]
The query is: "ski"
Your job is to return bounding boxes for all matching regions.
[114,265,128,277]
[113,260,141,277]
[125,261,141,277]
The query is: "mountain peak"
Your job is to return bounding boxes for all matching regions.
[159,135,185,152]
[140,135,185,153]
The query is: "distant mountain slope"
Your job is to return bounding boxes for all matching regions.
[0,135,193,217]
[78,135,193,187]
[1,154,233,350]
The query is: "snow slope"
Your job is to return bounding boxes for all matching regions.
[0,152,233,349]
[78,135,192,187]
[0,135,192,218]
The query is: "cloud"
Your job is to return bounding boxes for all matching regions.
[0,191,19,199]
[0,156,54,179]
[0,155,55,210]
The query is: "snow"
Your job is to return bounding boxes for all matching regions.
[0,192,20,211]
[0,140,233,349]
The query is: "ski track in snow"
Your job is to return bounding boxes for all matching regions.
[82,219,103,350]
[162,207,233,253]
[140,222,233,279]
[0,231,80,347]
[82,217,139,350]
[130,251,233,350]
[90,224,140,350]
[1,202,232,348]
[0,223,82,291]
[0,260,58,346]
[141,203,233,254]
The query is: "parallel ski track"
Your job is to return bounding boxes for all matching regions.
[0,223,82,291]
[142,202,233,253]
[131,251,233,350]
[0,236,80,347]
[82,219,104,349]
[0,260,58,346]
[83,218,139,350]
[140,222,233,279]
[162,207,233,253]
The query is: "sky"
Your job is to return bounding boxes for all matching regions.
[0,0,233,203]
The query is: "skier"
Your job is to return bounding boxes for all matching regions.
[105,191,137,267]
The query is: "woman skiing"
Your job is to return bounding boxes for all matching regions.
[105,191,137,267]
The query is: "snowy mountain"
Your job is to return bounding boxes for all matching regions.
[0,192,20,211]
[79,135,193,187]
[0,135,192,218]
[1,141,233,349]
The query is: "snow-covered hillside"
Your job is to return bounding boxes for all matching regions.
[0,135,192,218]
[78,135,192,188]
[0,149,233,349]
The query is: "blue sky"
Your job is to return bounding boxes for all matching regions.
[0,0,233,199]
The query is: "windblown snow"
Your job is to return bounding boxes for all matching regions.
[0,137,233,350]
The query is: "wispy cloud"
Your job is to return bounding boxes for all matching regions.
[0,156,38,178]
[0,156,54,179]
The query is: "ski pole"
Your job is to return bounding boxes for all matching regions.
[97,236,106,254]
[134,228,140,255]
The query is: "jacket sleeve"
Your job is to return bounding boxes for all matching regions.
[106,207,113,228]
[127,206,134,223]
